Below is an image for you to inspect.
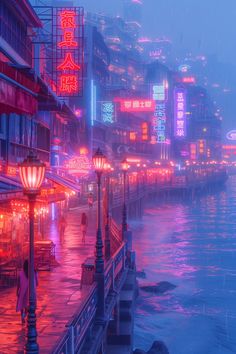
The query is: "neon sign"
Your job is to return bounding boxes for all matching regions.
[174,88,186,138]
[151,83,167,144]
[178,64,191,73]
[53,8,84,97]
[226,130,236,141]
[101,102,115,123]
[65,156,91,176]
[152,84,165,101]
[190,143,197,160]
[119,99,155,112]
[198,139,206,155]
[182,76,196,84]
[141,122,148,141]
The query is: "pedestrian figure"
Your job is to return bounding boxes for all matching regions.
[59,215,67,243]
[16,260,38,324]
[88,193,93,209]
[80,212,88,243]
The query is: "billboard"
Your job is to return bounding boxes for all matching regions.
[53,8,84,97]
[174,88,186,139]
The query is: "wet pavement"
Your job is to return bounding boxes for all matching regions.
[0,205,97,354]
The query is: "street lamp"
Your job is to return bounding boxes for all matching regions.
[104,162,112,260]
[92,148,106,322]
[121,159,129,238]
[19,151,45,354]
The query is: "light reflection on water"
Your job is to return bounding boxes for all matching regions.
[132,176,236,354]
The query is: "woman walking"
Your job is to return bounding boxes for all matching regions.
[80,212,88,243]
[16,260,38,324]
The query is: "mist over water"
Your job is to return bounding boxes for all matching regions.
[132,176,236,354]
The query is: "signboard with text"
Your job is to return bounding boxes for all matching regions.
[53,7,84,97]
[151,83,167,144]
[174,87,186,139]
[101,102,115,123]
[119,99,155,112]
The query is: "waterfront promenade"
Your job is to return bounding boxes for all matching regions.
[0,206,97,354]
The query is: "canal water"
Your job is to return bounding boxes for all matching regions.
[132,176,236,354]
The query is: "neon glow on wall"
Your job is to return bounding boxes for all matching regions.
[174,87,186,138]
[53,8,84,97]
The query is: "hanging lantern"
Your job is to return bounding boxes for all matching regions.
[19,151,45,194]
[92,148,106,173]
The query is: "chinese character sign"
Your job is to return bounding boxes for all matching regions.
[101,102,115,123]
[174,88,186,139]
[152,84,165,101]
[151,83,167,144]
[53,8,84,97]
[119,99,155,112]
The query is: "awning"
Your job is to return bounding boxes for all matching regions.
[0,175,22,189]
[0,76,38,115]
[45,172,81,193]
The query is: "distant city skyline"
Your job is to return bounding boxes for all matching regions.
[77,0,236,65]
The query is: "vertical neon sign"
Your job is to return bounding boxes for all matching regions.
[91,80,97,126]
[174,87,186,138]
[151,83,167,144]
[53,7,84,97]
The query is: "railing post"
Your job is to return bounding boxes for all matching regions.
[95,172,105,324]
[105,217,111,260]
[68,325,74,354]
[111,258,115,292]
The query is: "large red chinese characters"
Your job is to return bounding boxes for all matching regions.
[53,8,84,96]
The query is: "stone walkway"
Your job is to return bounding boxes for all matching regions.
[0,205,97,354]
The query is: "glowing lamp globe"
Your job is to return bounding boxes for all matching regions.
[104,162,112,172]
[19,151,45,194]
[121,159,129,172]
[92,148,106,173]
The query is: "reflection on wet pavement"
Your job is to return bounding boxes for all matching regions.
[0,207,96,354]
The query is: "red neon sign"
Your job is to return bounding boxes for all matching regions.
[118,99,155,112]
[182,76,196,84]
[57,53,80,71]
[58,31,78,47]
[59,75,78,93]
[60,10,76,29]
[53,7,84,97]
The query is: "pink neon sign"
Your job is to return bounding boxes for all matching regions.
[119,99,155,112]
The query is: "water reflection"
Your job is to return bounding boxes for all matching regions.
[133,176,236,354]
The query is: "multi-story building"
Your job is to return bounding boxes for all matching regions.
[139,37,174,67]
[0,0,49,175]
[172,80,221,161]
[123,0,142,41]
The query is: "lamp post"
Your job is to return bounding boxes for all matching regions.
[121,159,129,239]
[92,148,106,322]
[19,151,45,354]
[104,162,112,260]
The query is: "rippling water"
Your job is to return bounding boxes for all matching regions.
[132,176,236,354]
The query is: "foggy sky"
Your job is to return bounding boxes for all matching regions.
[78,0,236,64]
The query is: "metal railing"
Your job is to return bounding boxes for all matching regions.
[51,239,127,354]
